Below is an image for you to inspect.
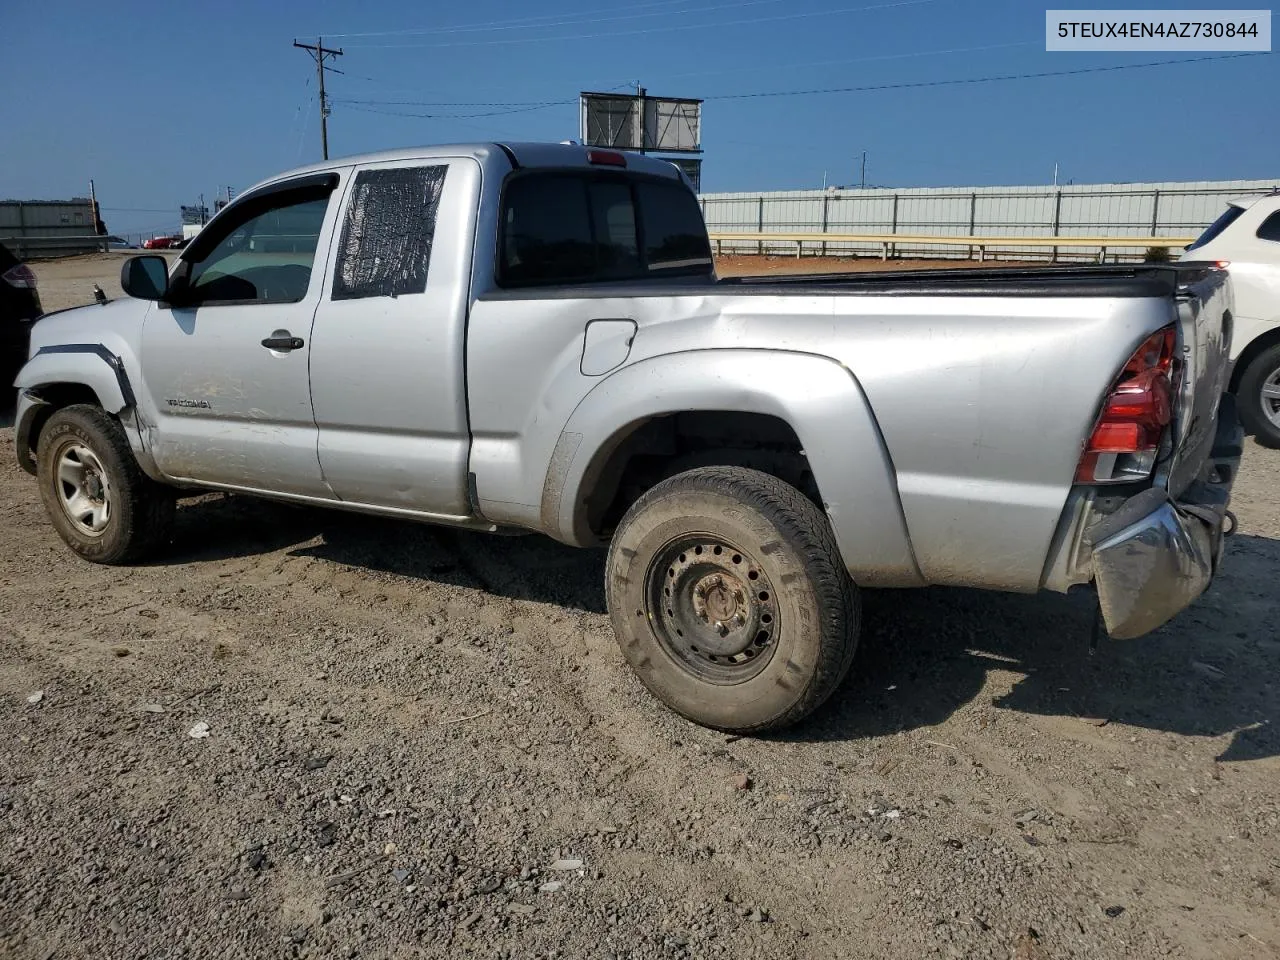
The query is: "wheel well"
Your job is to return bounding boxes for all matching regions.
[1229,327,1280,393]
[23,383,102,457]
[581,411,820,539]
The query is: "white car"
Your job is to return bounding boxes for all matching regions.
[1182,191,1280,447]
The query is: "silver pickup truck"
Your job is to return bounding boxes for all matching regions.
[12,142,1242,732]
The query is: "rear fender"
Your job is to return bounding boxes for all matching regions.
[548,349,924,587]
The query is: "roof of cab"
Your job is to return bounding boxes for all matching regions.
[245,141,684,195]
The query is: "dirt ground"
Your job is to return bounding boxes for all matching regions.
[1,255,1277,960]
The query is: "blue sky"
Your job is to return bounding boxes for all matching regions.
[2,1,1275,238]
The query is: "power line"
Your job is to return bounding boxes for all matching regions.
[334,51,1267,122]
[333,70,642,103]
[334,97,570,108]
[703,51,1271,101]
[339,101,572,121]
[317,0,729,38]
[335,40,1042,106]
[321,0,786,39]
[340,0,944,48]
[662,40,1038,81]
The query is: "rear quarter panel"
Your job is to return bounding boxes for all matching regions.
[822,295,1175,589]
[468,287,1171,592]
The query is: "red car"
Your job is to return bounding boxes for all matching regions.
[142,235,181,250]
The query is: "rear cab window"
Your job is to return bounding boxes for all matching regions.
[498,171,711,287]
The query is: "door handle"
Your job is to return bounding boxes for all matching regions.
[261,334,304,351]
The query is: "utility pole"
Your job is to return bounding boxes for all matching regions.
[636,83,647,154]
[293,37,344,160]
[859,151,867,190]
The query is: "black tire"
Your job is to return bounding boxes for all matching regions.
[35,404,174,564]
[605,466,860,733]
[1237,343,1280,449]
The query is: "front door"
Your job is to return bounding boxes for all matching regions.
[140,173,346,497]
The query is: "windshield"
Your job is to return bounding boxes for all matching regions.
[1187,205,1245,251]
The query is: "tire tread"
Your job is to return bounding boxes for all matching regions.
[36,404,174,564]
[609,465,859,733]
[1237,343,1280,449]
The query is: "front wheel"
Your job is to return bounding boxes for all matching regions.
[36,404,174,564]
[1237,343,1280,449]
[605,466,860,733]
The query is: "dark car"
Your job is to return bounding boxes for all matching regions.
[1,241,42,373]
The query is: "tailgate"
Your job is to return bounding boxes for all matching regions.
[1163,263,1233,498]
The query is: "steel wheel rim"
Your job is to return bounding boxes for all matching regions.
[1262,366,1280,429]
[53,441,113,537]
[644,535,780,685]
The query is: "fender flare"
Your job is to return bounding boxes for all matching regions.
[15,343,135,411]
[13,343,150,476]
[545,349,924,587]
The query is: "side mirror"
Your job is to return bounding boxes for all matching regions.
[120,255,170,301]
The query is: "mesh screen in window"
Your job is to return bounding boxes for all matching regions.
[332,165,448,300]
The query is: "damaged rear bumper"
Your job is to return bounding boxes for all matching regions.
[1088,394,1242,640]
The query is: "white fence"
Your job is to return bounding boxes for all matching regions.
[699,179,1278,261]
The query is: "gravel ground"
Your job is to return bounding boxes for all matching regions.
[1,257,1277,960]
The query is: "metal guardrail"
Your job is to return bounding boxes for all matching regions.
[708,231,1197,263]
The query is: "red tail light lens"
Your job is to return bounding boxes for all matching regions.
[1076,326,1178,483]
[2,263,37,289]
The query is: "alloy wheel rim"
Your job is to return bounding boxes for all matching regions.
[1262,366,1280,429]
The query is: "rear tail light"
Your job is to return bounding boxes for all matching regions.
[2,263,37,289]
[1076,326,1179,484]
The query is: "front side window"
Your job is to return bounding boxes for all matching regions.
[1256,210,1280,243]
[333,165,449,300]
[187,191,331,304]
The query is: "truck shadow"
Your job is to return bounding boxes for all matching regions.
[799,532,1280,762]
[166,494,608,613]
[165,495,1278,761]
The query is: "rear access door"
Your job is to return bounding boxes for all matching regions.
[307,156,480,518]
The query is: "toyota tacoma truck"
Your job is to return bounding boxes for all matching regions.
[11,142,1242,733]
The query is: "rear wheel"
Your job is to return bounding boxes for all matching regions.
[605,466,859,733]
[1237,343,1280,449]
[36,405,174,564]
